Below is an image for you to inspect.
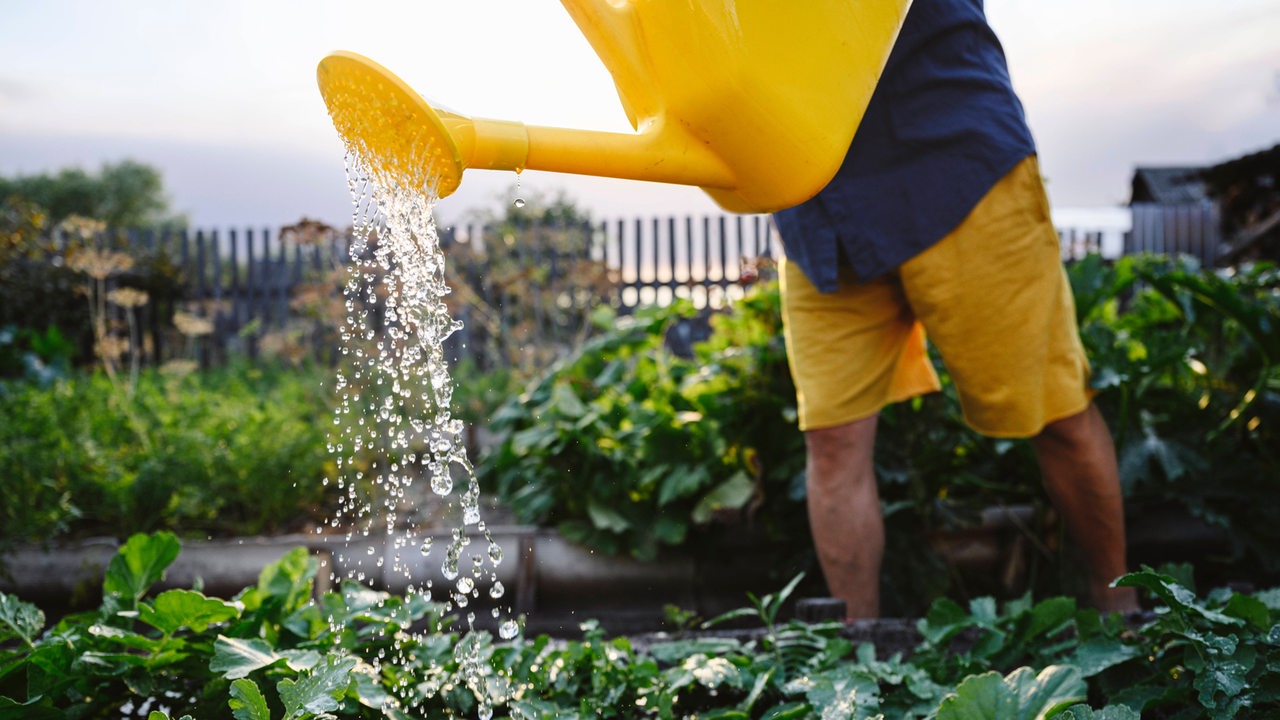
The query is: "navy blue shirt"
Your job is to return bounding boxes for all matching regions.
[773,0,1036,290]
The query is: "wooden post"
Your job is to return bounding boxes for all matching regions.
[245,228,259,360]
[229,228,241,340]
[210,229,225,365]
[275,228,288,333]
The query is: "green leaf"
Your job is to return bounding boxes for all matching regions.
[548,382,588,418]
[1223,593,1271,631]
[1115,570,1242,627]
[1052,704,1141,720]
[253,547,317,613]
[743,666,775,712]
[511,425,558,455]
[586,499,630,533]
[920,598,970,643]
[1023,596,1076,641]
[1253,587,1280,611]
[691,471,755,524]
[103,532,181,606]
[351,667,396,711]
[137,589,240,634]
[759,701,810,720]
[87,622,162,652]
[650,515,688,545]
[277,654,357,719]
[935,665,1085,720]
[658,466,709,506]
[1069,637,1142,678]
[646,637,744,664]
[0,593,44,648]
[509,697,574,720]
[0,695,64,720]
[1191,657,1252,711]
[229,678,272,720]
[700,710,750,720]
[798,665,881,718]
[78,650,150,671]
[211,636,288,679]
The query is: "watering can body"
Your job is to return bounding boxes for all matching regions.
[318,0,911,213]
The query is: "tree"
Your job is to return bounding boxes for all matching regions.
[448,186,613,376]
[0,160,185,230]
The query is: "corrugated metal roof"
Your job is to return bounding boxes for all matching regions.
[1130,166,1208,205]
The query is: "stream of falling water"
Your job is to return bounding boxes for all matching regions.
[323,150,515,718]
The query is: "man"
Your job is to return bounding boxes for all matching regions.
[772,0,1139,619]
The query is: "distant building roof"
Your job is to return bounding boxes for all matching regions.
[1130,166,1209,205]
[1200,143,1280,195]
[1202,143,1280,263]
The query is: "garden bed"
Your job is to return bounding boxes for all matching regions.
[3,532,1277,719]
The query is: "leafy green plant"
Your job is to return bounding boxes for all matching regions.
[0,362,336,546]
[4,533,1280,718]
[1073,255,1280,582]
[0,532,456,719]
[1103,568,1280,716]
[0,325,74,385]
[479,255,1280,612]
[481,299,760,560]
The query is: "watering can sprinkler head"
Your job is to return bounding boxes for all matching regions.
[318,0,911,213]
[317,50,736,202]
[317,51,467,197]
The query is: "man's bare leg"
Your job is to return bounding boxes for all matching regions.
[805,415,883,620]
[1032,403,1140,613]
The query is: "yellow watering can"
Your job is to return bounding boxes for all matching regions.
[317,0,910,214]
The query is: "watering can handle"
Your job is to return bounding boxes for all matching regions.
[559,0,658,130]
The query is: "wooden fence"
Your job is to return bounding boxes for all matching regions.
[71,227,356,367]
[113,217,783,368]
[56,209,1218,370]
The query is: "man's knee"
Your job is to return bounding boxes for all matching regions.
[1034,403,1107,452]
[805,416,878,483]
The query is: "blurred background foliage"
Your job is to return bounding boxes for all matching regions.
[3,162,1278,616]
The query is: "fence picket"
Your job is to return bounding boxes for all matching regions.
[275,229,288,331]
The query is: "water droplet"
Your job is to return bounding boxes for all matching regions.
[499,619,519,639]
[325,143,508,700]
[513,197,525,209]
[488,542,504,565]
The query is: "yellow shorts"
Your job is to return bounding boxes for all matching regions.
[780,155,1091,438]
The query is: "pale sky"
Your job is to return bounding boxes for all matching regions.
[1,0,1277,232]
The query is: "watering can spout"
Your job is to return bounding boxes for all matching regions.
[318,0,911,213]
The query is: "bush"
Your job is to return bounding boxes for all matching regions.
[0,363,336,547]
[1072,255,1280,580]
[479,291,808,569]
